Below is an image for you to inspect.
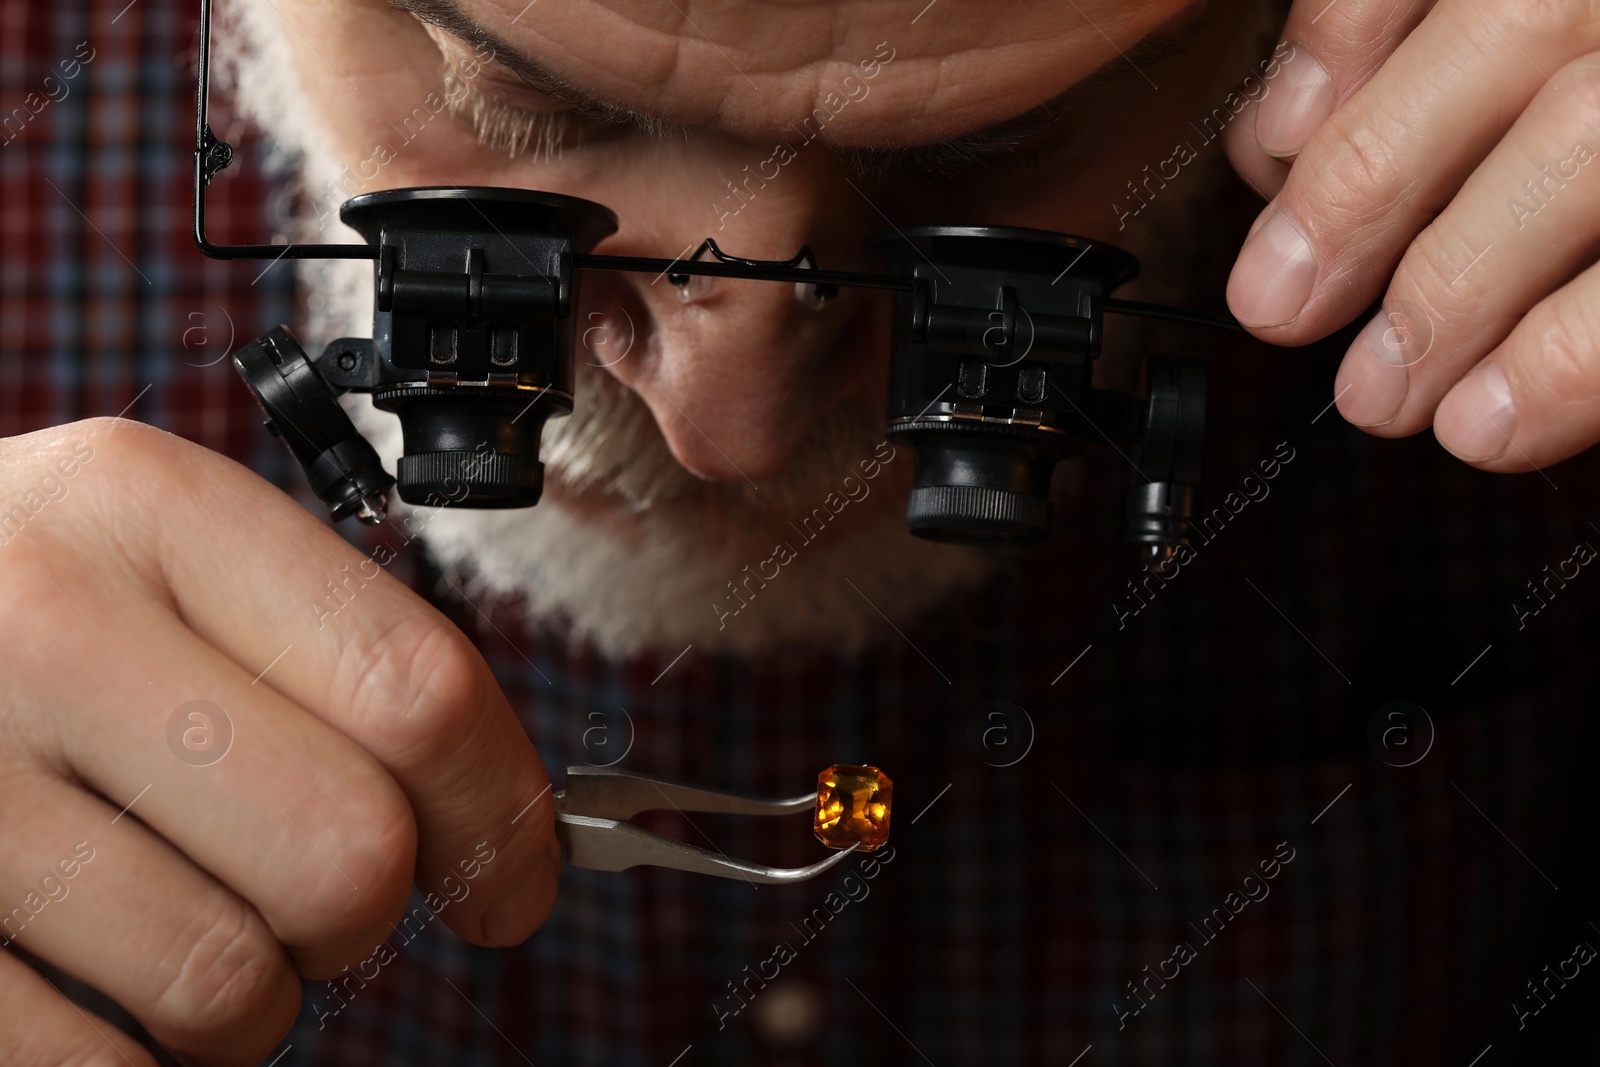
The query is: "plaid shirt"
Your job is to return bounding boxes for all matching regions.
[7,1,1600,1065]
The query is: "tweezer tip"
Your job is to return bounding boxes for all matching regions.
[751,840,862,883]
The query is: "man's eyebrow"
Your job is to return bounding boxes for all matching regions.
[385,0,684,134]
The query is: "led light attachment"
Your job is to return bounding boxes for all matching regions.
[231,325,394,523]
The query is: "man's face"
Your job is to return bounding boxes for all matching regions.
[231,0,1272,656]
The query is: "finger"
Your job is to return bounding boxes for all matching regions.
[1250,1,1433,162]
[1433,255,1600,468]
[1226,0,1600,336]
[1223,87,1292,201]
[0,768,298,1063]
[3,541,416,979]
[79,419,557,946]
[1334,50,1600,429]
[0,949,159,1067]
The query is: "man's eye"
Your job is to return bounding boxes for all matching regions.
[421,23,617,160]
[981,126,1081,178]
[444,75,620,159]
[874,117,1081,186]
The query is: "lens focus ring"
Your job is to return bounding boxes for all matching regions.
[905,484,1051,544]
[395,449,543,508]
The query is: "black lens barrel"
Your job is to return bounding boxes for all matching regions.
[341,187,617,508]
[872,226,1139,546]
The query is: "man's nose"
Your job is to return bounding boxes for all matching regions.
[585,171,877,483]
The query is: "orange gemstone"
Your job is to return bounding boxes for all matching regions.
[813,764,892,851]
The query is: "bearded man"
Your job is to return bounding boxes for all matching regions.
[5,0,1600,1063]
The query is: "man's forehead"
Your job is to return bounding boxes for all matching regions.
[407,0,1201,147]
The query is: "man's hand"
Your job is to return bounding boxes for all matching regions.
[1223,0,1600,469]
[0,419,557,1066]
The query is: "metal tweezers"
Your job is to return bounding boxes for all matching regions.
[555,766,859,883]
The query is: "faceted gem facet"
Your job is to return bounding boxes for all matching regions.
[813,764,892,851]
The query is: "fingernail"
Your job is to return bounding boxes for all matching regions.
[479,844,561,945]
[1335,312,1413,426]
[1254,46,1336,158]
[1227,208,1318,328]
[1435,364,1517,461]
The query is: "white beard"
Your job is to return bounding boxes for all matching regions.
[216,0,1249,660]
